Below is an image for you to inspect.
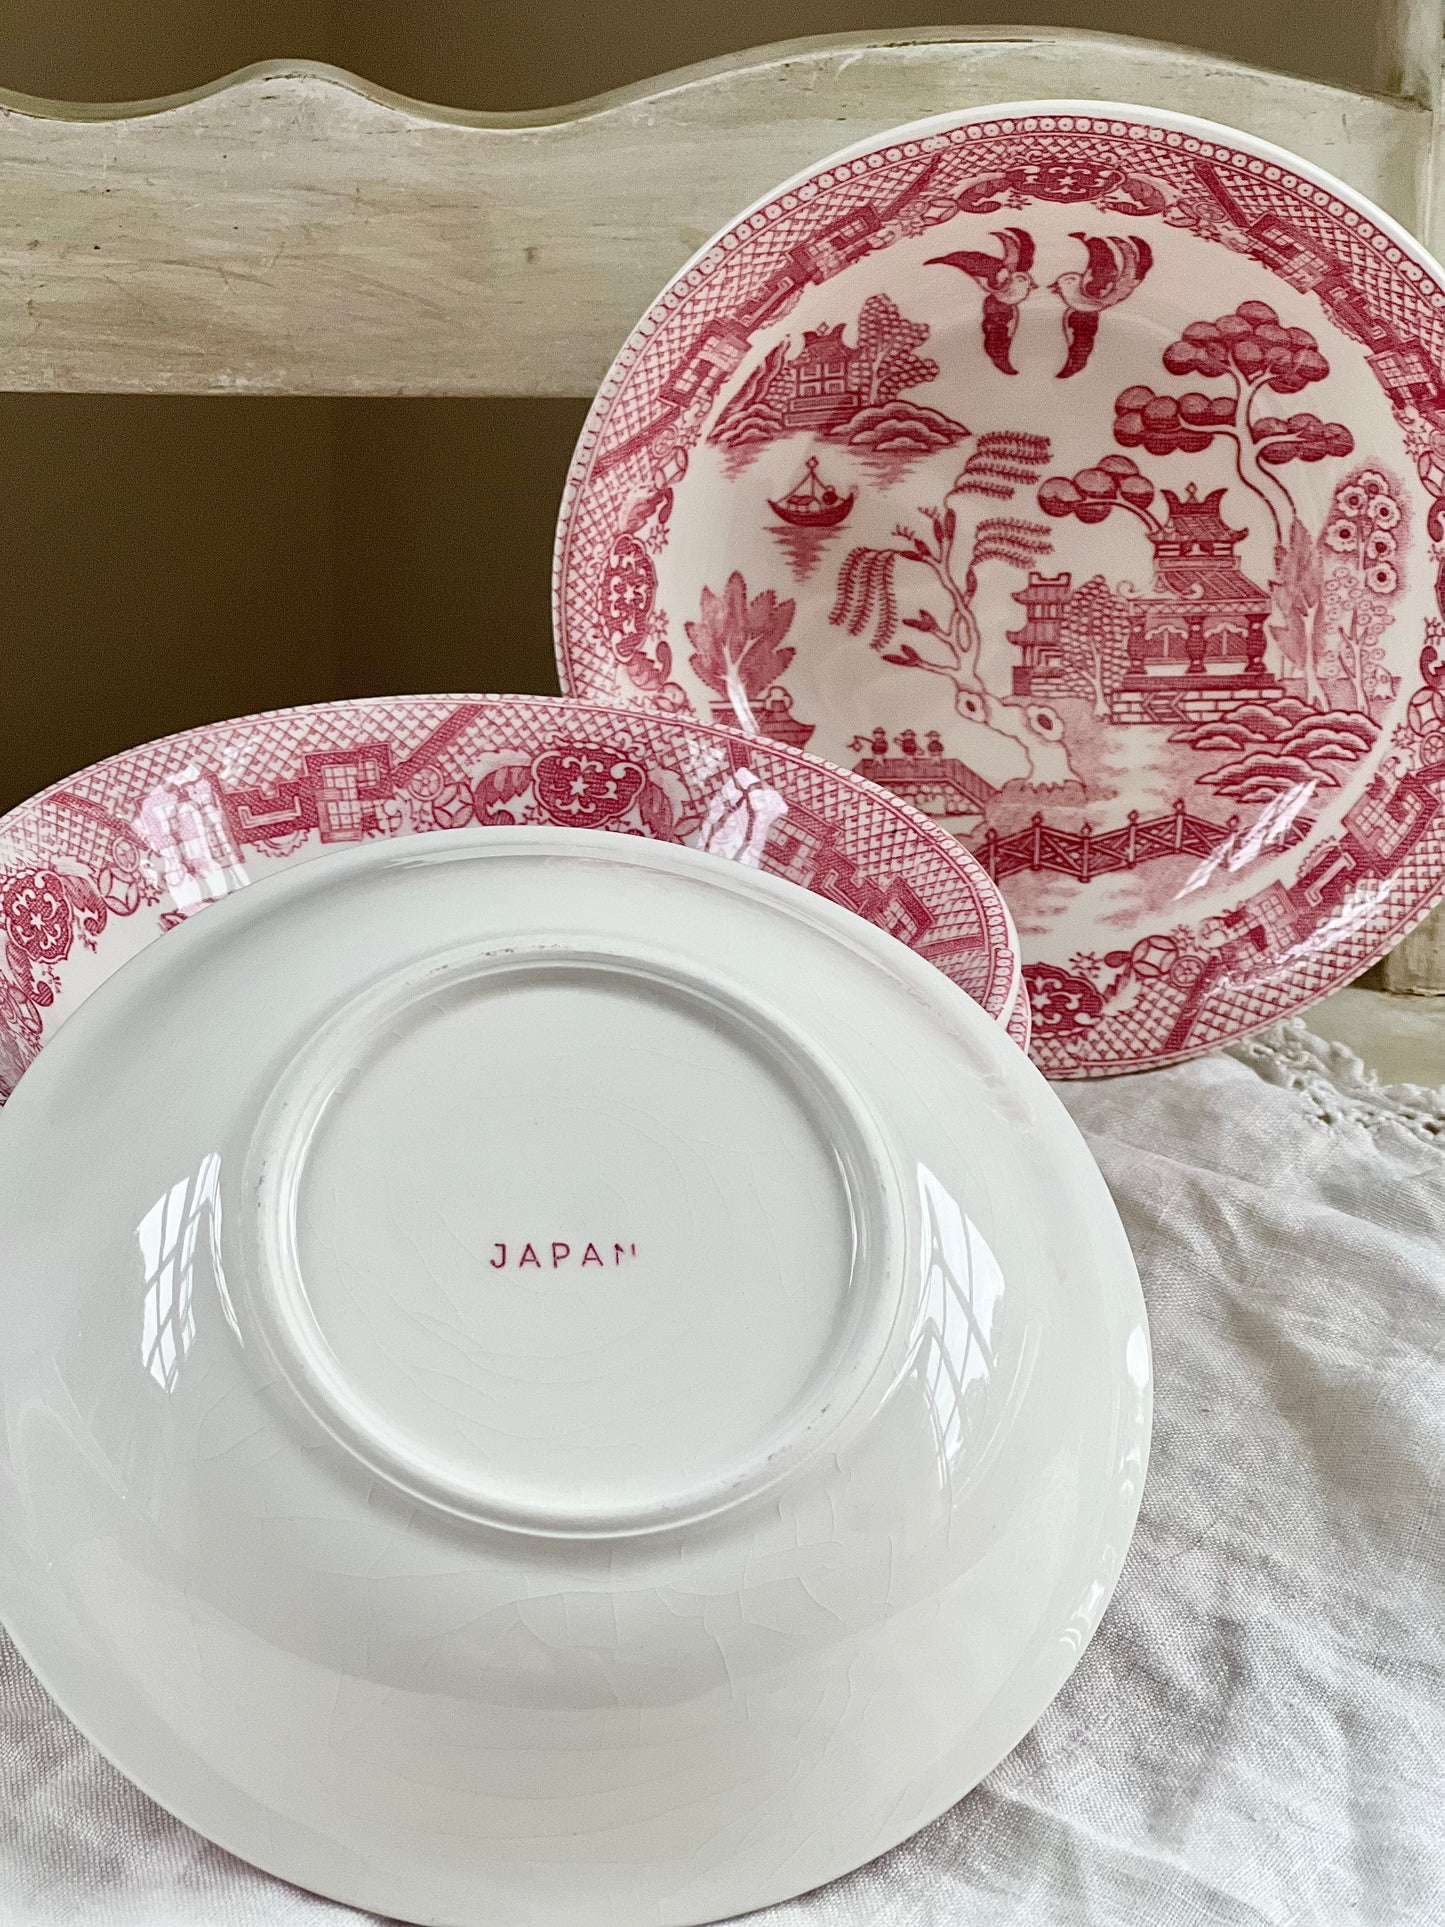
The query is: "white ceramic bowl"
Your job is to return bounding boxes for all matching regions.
[0,825,1146,1926]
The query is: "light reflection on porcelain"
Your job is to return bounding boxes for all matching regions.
[910,1165,1005,1487]
[135,765,249,919]
[691,764,790,865]
[136,1151,235,1391]
[0,826,1142,1927]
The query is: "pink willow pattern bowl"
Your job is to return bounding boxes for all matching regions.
[554,103,1445,1076]
[0,694,1026,1100]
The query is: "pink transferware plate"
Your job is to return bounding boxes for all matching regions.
[554,101,1445,1076]
[0,693,1026,1099]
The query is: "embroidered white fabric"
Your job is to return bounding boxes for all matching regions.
[1,1022,1442,1927]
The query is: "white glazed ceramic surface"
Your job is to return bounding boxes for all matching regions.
[0,827,1146,1927]
[0,694,1027,1100]
[554,103,1445,1075]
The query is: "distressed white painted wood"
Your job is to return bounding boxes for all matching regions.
[0,29,1435,398]
[1371,916,1445,994]
[1376,0,1444,107]
[5,18,1445,992]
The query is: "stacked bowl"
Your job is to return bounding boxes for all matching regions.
[6,96,1445,1926]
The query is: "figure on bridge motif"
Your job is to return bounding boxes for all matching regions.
[848,727,998,831]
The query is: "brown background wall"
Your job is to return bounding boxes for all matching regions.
[0,3,1380,811]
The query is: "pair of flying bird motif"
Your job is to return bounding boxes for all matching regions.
[927,228,1153,379]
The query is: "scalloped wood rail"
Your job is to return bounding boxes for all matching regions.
[0,29,1437,398]
[5,18,1445,994]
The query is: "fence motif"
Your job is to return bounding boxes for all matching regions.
[973,796,1298,884]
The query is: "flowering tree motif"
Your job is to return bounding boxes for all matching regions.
[684,571,797,729]
[1315,467,1408,716]
[831,432,1073,782]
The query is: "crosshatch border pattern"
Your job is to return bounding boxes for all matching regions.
[0,695,1024,1100]
[554,112,1445,1074]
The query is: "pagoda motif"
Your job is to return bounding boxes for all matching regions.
[1007,484,1285,724]
[1112,483,1277,722]
[1007,572,1072,696]
[773,326,867,430]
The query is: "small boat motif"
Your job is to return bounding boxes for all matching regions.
[768,457,855,529]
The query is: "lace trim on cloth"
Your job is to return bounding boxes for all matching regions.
[1229,1019,1445,1145]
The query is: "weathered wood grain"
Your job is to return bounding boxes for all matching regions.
[6,24,1445,992]
[0,31,1431,397]
[1371,915,1445,993]
[1375,0,1444,106]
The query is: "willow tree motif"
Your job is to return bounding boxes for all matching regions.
[830,431,1071,782]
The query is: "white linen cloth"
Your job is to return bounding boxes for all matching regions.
[2,1022,1441,1927]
